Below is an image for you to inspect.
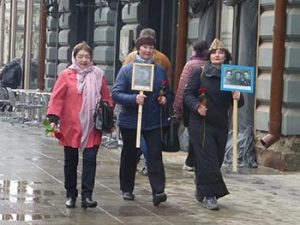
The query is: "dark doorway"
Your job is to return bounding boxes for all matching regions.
[76,0,95,47]
[148,0,178,65]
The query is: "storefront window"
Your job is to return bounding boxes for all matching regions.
[220,4,234,50]
[1,0,40,89]
[30,1,40,89]
[16,1,25,58]
[3,1,11,64]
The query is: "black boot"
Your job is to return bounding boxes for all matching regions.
[153,193,167,206]
[81,197,97,209]
[122,192,135,201]
[65,197,76,208]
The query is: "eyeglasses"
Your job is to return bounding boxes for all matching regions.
[76,54,91,60]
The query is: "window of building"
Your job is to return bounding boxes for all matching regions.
[220,4,234,51]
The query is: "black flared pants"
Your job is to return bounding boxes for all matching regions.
[64,146,98,200]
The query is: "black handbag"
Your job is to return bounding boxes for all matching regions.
[161,115,180,152]
[94,99,114,133]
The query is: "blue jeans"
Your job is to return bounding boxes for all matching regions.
[137,135,148,167]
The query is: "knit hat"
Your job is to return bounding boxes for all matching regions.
[135,36,156,49]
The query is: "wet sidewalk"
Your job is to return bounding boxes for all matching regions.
[0,120,300,225]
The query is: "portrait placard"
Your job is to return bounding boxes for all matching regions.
[221,64,255,93]
[131,63,154,92]
[221,64,254,93]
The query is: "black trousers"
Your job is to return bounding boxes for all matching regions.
[64,146,98,200]
[119,128,165,195]
[189,123,229,199]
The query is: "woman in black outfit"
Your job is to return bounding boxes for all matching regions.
[184,39,244,210]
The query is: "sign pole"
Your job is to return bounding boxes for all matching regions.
[232,98,238,172]
[136,90,143,147]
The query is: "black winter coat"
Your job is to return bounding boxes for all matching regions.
[184,63,244,129]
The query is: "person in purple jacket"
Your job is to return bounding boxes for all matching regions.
[173,40,209,172]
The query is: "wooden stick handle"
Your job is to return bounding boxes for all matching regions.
[232,99,238,172]
[136,91,143,148]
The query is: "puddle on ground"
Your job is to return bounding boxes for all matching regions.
[0,180,61,220]
[0,213,57,221]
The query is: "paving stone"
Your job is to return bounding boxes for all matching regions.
[0,121,299,225]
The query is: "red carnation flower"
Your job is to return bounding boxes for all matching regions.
[158,79,168,97]
[199,87,206,94]
[54,131,64,141]
[199,87,207,107]
[161,80,168,87]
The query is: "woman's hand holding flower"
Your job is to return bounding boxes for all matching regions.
[157,95,167,105]
[197,104,207,116]
[50,122,57,130]
[157,79,168,105]
[43,119,64,141]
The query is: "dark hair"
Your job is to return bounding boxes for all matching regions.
[73,41,93,59]
[208,48,232,64]
[192,40,209,58]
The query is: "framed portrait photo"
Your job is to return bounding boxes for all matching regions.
[131,63,154,92]
[221,64,255,93]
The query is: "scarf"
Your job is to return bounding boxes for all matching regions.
[203,63,221,78]
[68,62,103,151]
[134,54,154,64]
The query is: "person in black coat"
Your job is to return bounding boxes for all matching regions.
[184,39,244,210]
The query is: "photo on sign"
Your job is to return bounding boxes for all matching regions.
[131,63,154,92]
[221,64,255,93]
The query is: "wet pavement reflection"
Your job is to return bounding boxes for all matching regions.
[0,120,300,225]
[0,213,63,221]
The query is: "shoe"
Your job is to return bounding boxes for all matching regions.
[203,196,219,210]
[122,192,135,201]
[141,167,148,176]
[182,163,194,171]
[195,191,204,202]
[65,197,76,208]
[153,193,167,206]
[81,197,97,209]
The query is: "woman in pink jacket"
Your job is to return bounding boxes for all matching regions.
[173,40,208,171]
[47,42,113,209]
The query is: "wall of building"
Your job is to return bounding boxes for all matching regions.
[44,1,68,90]
[93,3,116,85]
[256,0,300,171]
[257,0,300,135]
[44,0,117,90]
[119,1,148,62]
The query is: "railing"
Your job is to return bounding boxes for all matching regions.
[0,88,122,149]
[0,88,51,126]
